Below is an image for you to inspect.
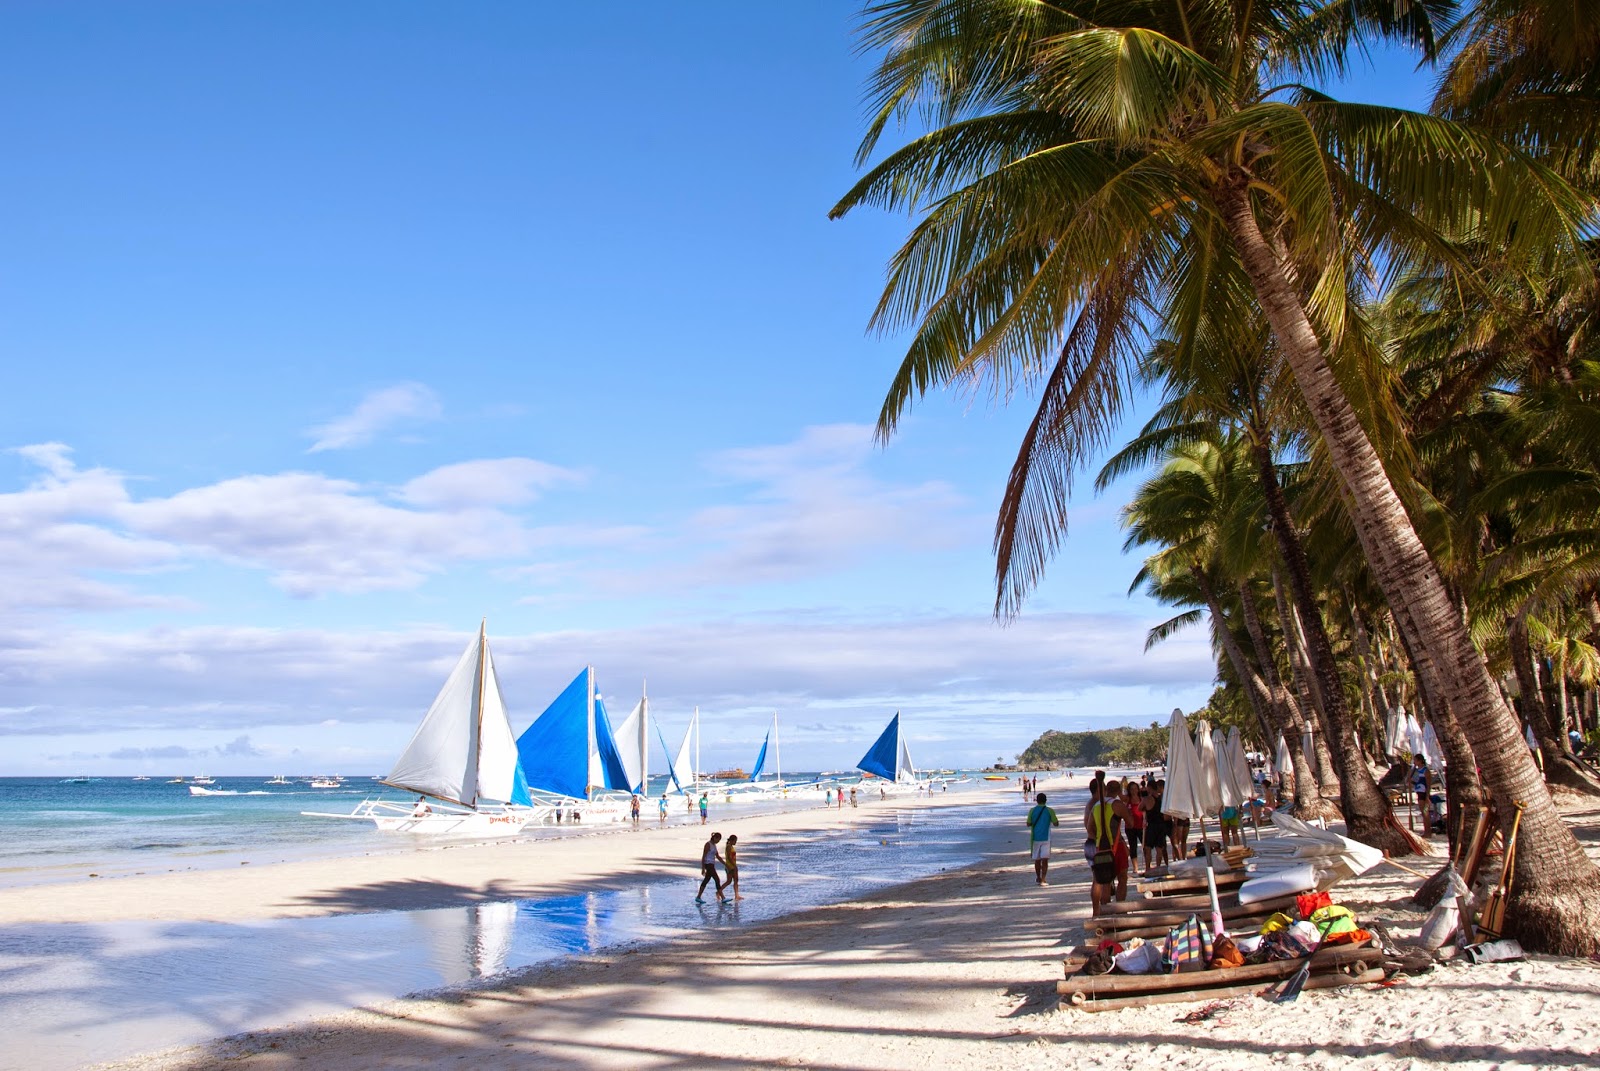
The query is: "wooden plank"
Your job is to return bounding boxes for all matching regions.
[1100,890,1243,915]
[1071,966,1385,1012]
[1088,894,1299,935]
[1138,870,1248,896]
[1058,939,1376,999]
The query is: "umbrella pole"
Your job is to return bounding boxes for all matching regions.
[1199,814,1225,937]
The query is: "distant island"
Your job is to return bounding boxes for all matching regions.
[1017,724,1166,768]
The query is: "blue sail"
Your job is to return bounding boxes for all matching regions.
[509,761,533,807]
[749,730,770,781]
[858,713,901,781]
[655,721,683,792]
[591,695,632,791]
[516,669,592,799]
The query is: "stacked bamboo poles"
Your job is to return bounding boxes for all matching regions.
[1059,938,1382,1011]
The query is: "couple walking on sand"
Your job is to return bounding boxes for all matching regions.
[696,831,743,903]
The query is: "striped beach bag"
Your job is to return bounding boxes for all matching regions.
[1161,914,1214,974]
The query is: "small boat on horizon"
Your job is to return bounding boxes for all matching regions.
[265,775,291,785]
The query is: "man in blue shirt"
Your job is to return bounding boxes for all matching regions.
[1026,792,1060,885]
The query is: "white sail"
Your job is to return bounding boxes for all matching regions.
[615,695,647,795]
[669,711,696,791]
[384,630,485,806]
[474,646,522,804]
[896,728,915,782]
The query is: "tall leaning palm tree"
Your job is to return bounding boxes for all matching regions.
[832,0,1600,952]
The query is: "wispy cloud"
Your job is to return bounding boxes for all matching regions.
[397,458,584,509]
[306,382,442,452]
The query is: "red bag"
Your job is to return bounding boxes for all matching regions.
[1296,891,1332,920]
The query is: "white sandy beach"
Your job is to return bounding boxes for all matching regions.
[10,781,1600,1071]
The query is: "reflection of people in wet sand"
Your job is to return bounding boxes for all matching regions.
[725,834,743,899]
[696,832,727,903]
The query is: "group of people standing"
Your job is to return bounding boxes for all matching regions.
[1026,771,1223,917]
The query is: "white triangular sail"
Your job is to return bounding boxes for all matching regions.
[615,697,646,795]
[667,710,696,792]
[385,623,516,808]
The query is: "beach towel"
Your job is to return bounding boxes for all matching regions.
[1309,904,1357,937]
[1162,915,1214,974]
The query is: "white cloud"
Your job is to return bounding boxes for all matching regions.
[0,613,1215,774]
[397,458,583,509]
[306,382,442,452]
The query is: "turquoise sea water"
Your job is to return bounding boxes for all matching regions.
[0,778,1053,1071]
[0,774,1005,888]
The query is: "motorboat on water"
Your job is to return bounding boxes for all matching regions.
[265,775,291,785]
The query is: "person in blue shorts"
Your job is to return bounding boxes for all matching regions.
[1026,793,1060,885]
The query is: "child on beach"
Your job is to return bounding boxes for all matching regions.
[696,832,727,903]
[658,796,668,823]
[725,834,743,899]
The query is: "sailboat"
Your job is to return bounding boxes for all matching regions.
[658,706,700,795]
[719,713,796,800]
[857,712,927,795]
[514,667,646,821]
[303,622,533,836]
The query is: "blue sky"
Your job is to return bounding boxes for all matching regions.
[0,3,1434,776]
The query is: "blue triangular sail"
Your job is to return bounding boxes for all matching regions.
[655,721,682,792]
[509,762,533,807]
[858,713,901,781]
[749,730,770,781]
[516,669,592,799]
[591,696,631,791]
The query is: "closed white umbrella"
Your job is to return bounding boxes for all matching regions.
[1216,729,1244,811]
[1193,720,1224,817]
[1386,707,1403,759]
[1403,711,1425,757]
[1422,721,1444,767]
[1161,709,1205,821]
[1273,734,1292,788]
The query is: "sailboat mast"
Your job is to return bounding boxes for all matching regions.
[470,619,488,808]
[694,706,700,790]
[640,678,650,798]
[585,665,596,800]
[773,711,781,786]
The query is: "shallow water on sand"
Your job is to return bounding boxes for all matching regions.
[0,794,1065,1071]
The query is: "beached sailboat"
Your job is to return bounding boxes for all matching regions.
[303,622,533,836]
[718,713,796,800]
[857,712,926,795]
[514,667,642,820]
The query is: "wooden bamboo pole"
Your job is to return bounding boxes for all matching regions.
[1071,966,1385,1012]
[1058,940,1376,998]
[1089,894,1299,935]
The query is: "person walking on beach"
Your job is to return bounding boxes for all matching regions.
[698,793,709,824]
[1085,778,1130,913]
[696,832,727,903]
[630,794,641,825]
[849,785,857,807]
[1026,792,1059,885]
[658,795,668,823]
[725,834,744,899]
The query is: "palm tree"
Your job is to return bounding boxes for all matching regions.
[832,0,1600,952]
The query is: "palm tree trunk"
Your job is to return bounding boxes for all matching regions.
[1237,579,1329,818]
[1271,567,1342,793]
[1250,440,1414,854]
[1218,180,1600,955]
[1508,617,1600,793]
[1388,599,1484,855]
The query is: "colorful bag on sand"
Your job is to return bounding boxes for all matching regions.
[1209,934,1245,969]
[1296,891,1332,920]
[1162,915,1214,974]
[1309,904,1357,937]
[1258,911,1294,935]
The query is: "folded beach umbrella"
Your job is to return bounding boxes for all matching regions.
[1525,723,1538,752]
[1274,735,1291,782]
[1161,709,1205,821]
[1269,810,1384,888]
[1215,729,1244,811]
[1422,721,1444,767]
[1385,707,1402,759]
[1193,720,1224,818]
[1225,728,1254,803]
[1404,711,1425,758]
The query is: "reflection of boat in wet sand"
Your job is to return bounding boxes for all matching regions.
[304,621,533,836]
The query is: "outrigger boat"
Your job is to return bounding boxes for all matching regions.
[304,622,534,836]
